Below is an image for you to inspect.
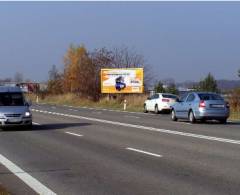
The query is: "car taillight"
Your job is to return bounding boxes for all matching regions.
[199,100,206,108]
[162,98,170,102]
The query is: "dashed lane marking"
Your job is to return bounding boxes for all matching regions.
[126,147,162,157]
[65,132,83,137]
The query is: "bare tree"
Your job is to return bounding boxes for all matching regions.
[111,46,144,68]
[111,46,153,90]
[47,65,63,94]
[90,47,114,100]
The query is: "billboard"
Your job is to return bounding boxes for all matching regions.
[101,68,144,93]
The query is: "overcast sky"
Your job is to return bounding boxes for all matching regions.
[0,2,240,82]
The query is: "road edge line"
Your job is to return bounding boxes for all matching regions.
[0,154,56,195]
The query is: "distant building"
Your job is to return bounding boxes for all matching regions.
[17,83,40,93]
[177,87,195,97]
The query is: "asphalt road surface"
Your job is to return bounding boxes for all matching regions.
[0,103,240,195]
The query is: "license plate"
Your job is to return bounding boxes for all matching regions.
[211,104,224,108]
[8,118,21,123]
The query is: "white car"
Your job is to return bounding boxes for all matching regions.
[144,93,178,113]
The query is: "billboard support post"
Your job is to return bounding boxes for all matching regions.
[36,95,39,103]
[123,99,127,111]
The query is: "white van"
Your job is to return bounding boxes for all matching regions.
[0,86,32,129]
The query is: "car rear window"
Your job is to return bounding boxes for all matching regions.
[162,94,177,99]
[198,94,223,101]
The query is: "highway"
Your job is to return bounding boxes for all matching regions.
[0,103,240,195]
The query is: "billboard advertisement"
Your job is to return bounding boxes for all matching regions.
[101,68,144,93]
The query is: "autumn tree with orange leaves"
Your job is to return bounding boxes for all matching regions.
[63,45,95,98]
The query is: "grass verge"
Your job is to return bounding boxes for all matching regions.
[27,93,240,121]
[230,111,240,121]
[27,93,147,113]
[0,184,10,195]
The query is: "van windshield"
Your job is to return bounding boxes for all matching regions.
[0,93,25,106]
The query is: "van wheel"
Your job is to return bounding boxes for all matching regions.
[171,109,177,121]
[25,124,32,130]
[154,105,159,114]
[143,104,148,113]
[189,111,196,123]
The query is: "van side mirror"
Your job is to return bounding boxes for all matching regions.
[147,97,151,100]
[176,98,181,102]
[25,100,32,107]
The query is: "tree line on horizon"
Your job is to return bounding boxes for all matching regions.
[154,73,220,95]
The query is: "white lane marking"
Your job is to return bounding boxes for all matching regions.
[36,103,156,115]
[172,121,192,125]
[0,154,56,195]
[72,109,78,112]
[65,132,83,137]
[126,147,162,157]
[124,115,140,119]
[69,109,73,111]
[92,111,102,114]
[228,120,240,124]
[32,122,40,126]
[31,109,240,145]
[39,103,46,105]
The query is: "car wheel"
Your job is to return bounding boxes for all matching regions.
[171,109,177,121]
[143,104,148,113]
[219,118,227,124]
[188,111,196,123]
[154,105,159,114]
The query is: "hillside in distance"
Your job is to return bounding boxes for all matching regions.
[176,80,240,92]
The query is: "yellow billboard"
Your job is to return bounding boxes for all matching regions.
[101,68,144,93]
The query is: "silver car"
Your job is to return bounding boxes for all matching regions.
[171,92,230,123]
[0,86,32,129]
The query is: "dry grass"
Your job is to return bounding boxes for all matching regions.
[27,93,148,112]
[229,103,240,120]
[230,110,240,121]
[0,184,10,195]
[26,93,240,120]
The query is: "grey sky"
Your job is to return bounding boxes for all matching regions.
[0,2,240,82]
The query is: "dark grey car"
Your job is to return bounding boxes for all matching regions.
[0,86,32,128]
[171,92,230,123]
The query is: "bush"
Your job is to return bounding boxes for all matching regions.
[229,88,240,112]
